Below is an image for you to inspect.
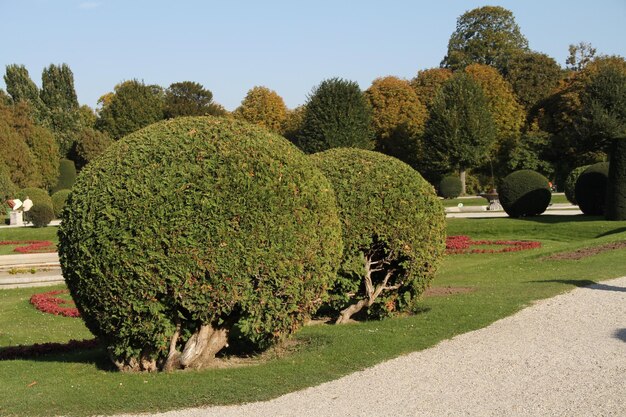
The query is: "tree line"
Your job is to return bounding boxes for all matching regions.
[1,5,625,197]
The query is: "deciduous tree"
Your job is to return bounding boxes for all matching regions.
[410,68,453,109]
[164,81,225,118]
[503,51,563,110]
[234,86,287,133]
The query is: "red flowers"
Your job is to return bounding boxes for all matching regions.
[0,240,56,254]
[446,235,541,255]
[29,290,80,318]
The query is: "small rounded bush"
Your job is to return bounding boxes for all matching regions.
[59,116,343,371]
[499,170,551,217]
[51,189,71,218]
[438,175,462,198]
[28,204,54,227]
[575,162,609,215]
[52,159,76,193]
[311,148,446,323]
[16,187,54,224]
[564,165,590,205]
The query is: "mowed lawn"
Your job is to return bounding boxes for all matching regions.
[0,215,625,417]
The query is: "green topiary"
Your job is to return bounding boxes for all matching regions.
[564,165,590,205]
[499,169,551,217]
[310,148,446,323]
[438,175,463,198]
[606,138,626,220]
[51,189,71,218]
[52,159,76,193]
[575,162,609,215]
[58,116,343,372]
[28,203,54,227]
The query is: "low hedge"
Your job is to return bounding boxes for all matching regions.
[498,169,551,217]
[311,148,446,323]
[575,162,609,215]
[58,116,343,372]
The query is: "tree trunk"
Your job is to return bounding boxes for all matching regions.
[179,324,229,369]
[336,299,369,324]
[459,168,467,196]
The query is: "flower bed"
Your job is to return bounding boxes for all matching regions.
[446,235,541,254]
[0,240,56,254]
[29,290,80,318]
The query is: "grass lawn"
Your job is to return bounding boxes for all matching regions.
[0,227,59,255]
[1,215,625,416]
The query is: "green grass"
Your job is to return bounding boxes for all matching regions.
[441,193,570,207]
[0,227,59,255]
[1,216,625,416]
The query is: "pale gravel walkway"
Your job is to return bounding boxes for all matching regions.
[116,277,626,417]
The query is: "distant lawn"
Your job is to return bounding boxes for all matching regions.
[441,193,571,207]
[0,215,625,416]
[0,227,59,255]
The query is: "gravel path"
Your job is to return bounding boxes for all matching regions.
[116,277,626,417]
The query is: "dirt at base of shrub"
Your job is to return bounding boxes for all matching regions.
[544,241,626,261]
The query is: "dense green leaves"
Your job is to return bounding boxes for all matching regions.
[311,148,445,320]
[606,139,626,220]
[52,159,76,193]
[234,86,288,133]
[294,78,374,153]
[575,162,609,215]
[59,116,343,368]
[164,81,225,119]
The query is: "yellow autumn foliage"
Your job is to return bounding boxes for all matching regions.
[234,86,287,134]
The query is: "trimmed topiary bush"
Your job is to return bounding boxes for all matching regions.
[52,159,76,193]
[59,116,343,372]
[575,162,609,215]
[499,169,551,217]
[564,165,590,205]
[28,203,54,227]
[438,175,463,198]
[606,138,626,220]
[310,148,446,323]
[51,189,70,218]
[16,187,53,224]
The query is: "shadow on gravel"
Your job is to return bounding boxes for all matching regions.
[614,329,626,343]
[529,279,626,292]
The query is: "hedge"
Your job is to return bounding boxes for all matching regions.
[498,169,551,217]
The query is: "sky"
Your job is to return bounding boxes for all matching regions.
[1,0,625,111]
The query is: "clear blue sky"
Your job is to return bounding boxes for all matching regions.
[1,0,625,111]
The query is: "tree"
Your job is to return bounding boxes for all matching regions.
[294,78,373,154]
[41,64,81,156]
[566,42,597,72]
[0,117,40,188]
[423,73,496,194]
[71,127,113,170]
[410,68,453,109]
[95,80,164,140]
[78,104,97,128]
[3,64,47,122]
[441,6,529,72]
[234,86,287,133]
[164,81,225,118]
[282,105,306,142]
[503,51,563,110]
[365,76,428,166]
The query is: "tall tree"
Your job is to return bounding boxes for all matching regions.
[282,105,306,142]
[41,64,81,156]
[164,81,225,118]
[441,6,529,72]
[503,51,563,110]
[365,76,428,166]
[96,80,164,140]
[3,64,47,122]
[294,78,373,154]
[566,42,597,72]
[234,86,288,133]
[423,73,496,194]
[410,68,453,110]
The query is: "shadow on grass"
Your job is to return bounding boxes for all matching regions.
[614,329,626,343]
[530,279,626,292]
[596,227,626,238]
[463,215,602,224]
[0,339,114,370]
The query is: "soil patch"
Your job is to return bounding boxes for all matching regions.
[423,286,475,297]
[544,241,626,260]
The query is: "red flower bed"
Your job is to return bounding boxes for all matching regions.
[0,339,99,360]
[0,240,56,254]
[446,235,541,254]
[29,290,80,318]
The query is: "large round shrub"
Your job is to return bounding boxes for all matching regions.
[51,189,70,218]
[575,162,609,215]
[499,170,551,217]
[28,203,54,227]
[311,148,446,323]
[59,116,343,372]
[564,165,590,205]
[438,175,463,198]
